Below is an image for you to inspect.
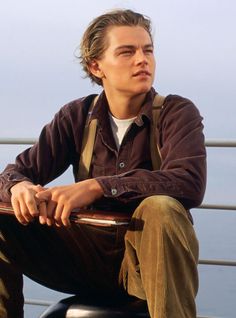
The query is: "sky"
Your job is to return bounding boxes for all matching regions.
[0,1,236,316]
[0,0,236,139]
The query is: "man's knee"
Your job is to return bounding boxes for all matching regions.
[134,195,186,224]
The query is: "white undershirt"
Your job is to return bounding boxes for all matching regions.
[108,112,136,149]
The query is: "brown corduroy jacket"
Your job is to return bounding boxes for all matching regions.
[0,88,206,213]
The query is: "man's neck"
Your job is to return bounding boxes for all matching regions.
[104,91,147,119]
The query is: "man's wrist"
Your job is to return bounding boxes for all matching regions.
[88,179,104,199]
[10,180,34,194]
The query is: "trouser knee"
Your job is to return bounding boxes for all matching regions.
[133,195,188,226]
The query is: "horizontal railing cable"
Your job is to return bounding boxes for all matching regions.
[1,138,236,147]
[198,203,236,211]
[205,139,236,147]
[0,138,37,145]
[25,298,54,306]
[198,259,236,267]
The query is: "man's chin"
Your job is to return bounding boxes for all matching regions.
[134,85,152,95]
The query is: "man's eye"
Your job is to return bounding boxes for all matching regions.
[145,49,153,54]
[120,51,133,56]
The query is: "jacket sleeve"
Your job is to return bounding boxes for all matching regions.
[96,95,207,210]
[0,103,79,202]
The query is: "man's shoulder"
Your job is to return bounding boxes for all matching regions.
[164,94,195,106]
[160,94,201,122]
[152,88,195,109]
[162,94,198,113]
[52,94,99,125]
[61,94,98,113]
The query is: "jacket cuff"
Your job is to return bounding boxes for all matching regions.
[95,176,126,199]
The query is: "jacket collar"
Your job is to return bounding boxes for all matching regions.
[89,87,157,128]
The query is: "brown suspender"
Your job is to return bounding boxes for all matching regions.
[78,94,165,180]
[150,94,165,170]
[78,95,99,181]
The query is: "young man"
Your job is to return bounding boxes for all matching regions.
[0,9,206,318]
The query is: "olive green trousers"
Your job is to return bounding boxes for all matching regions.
[0,195,198,318]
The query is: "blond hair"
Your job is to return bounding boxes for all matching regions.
[78,9,152,86]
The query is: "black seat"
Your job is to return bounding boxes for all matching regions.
[40,295,150,318]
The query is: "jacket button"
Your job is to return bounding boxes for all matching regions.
[111,188,118,196]
[119,162,125,168]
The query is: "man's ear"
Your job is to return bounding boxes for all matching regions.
[89,60,104,79]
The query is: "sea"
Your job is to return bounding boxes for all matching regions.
[1,145,236,318]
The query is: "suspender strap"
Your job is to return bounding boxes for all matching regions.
[150,94,166,170]
[78,93,165,180]
[78,95,99,180]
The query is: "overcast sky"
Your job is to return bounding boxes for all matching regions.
[0,0,235,202]
[1,0,235,137]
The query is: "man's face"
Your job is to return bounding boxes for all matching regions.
[92,26,156,97]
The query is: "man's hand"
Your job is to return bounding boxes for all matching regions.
[35,179,103,227]
[10,181,45,225]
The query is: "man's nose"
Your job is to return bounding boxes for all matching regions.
[135,49,148,64]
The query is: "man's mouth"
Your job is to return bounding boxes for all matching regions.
[133,70,151,77]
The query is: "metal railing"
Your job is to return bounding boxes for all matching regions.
[0,138,37,145]
[1,138,236,147]
[25,299,54,306]
[1,137,236,318]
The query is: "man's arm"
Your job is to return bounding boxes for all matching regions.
[0,97,97,225]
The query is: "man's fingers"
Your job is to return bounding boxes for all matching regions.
[58,206,71,227]
[11,198,26,225]
[20,199,36,223]
[61,211,71,227]
[35,189,54,225]
[25,195,39,218]
[35,187,73,227]
[38,201,47,225]
[54,203,64,227]
[11,199,31,225]
[44,199,56,226]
